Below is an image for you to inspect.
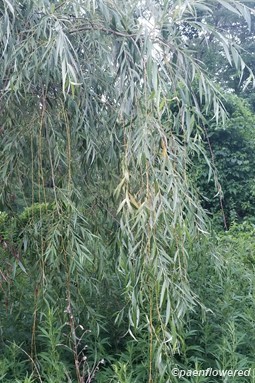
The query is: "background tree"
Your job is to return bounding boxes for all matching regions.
[194,95,255,227]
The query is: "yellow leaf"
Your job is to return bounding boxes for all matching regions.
[128,193,140,209]
[161,138,168,158]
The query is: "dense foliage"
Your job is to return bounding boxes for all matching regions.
[194,95,255,227]
[1,0,255,382]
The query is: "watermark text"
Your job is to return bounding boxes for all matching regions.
[171,367,251,378]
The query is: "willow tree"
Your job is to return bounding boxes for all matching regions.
[0,1,253,382]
